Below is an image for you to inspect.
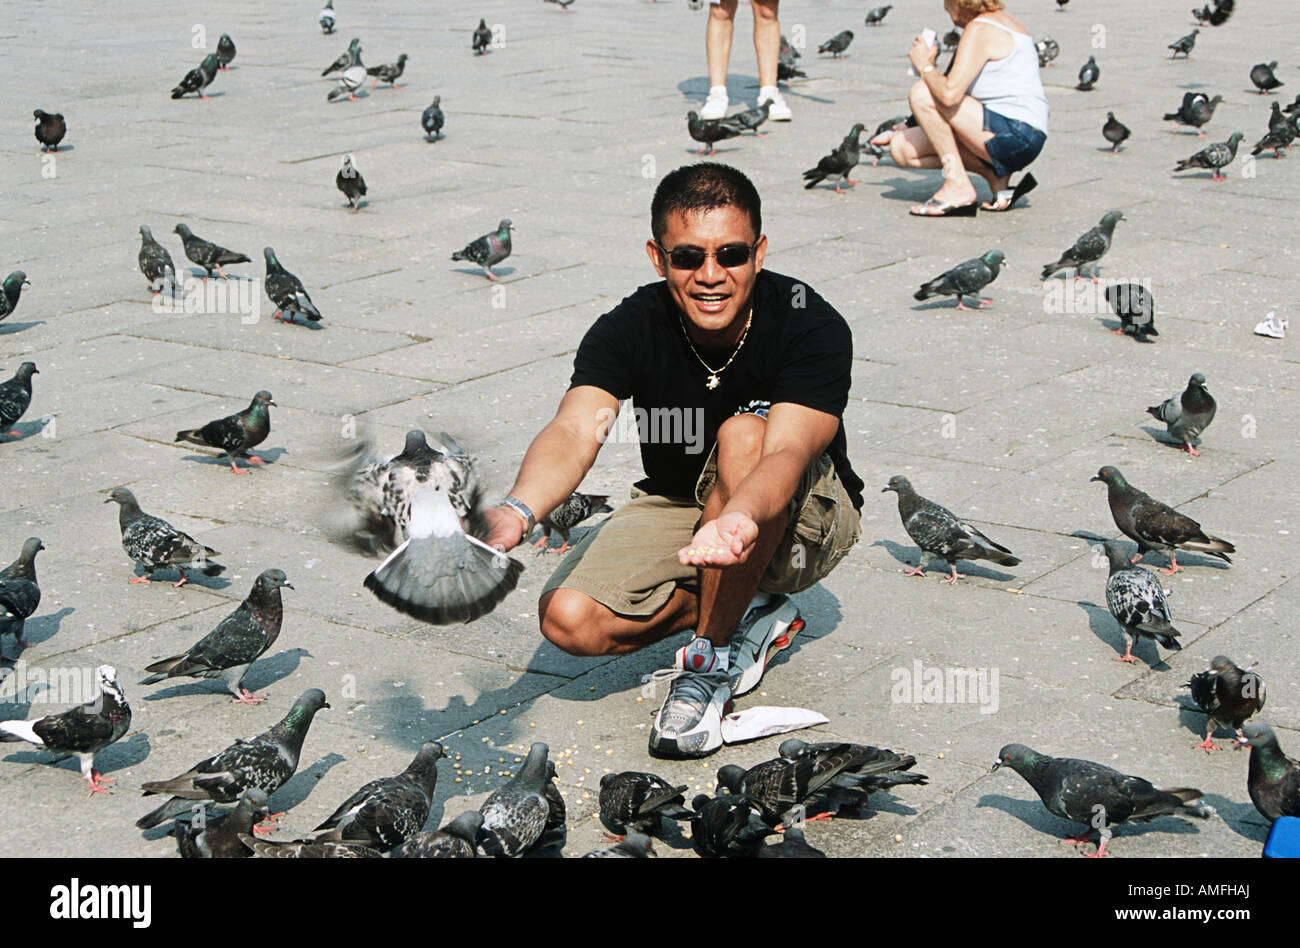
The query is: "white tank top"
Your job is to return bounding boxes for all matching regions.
[965,18,1050,133]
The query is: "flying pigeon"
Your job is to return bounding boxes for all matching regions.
[756,823,826,858]
[174,390,275,474]
[422,96,445,142]
[313,742,443,851]
[322,38,361,76]
[1040,210,1124,282]
[1091,466,1234,573]
[1251,120,1296,158]
[362,432,525,625]
[477,742,554,857]
[0,361,38,437]
[264,248,322,324]
[1036,38,1059,68]
[1147,372,1215,455]
[1077,55,1099,91]
[1251,61,1283,95]
[391,811,483,858]
[0,665,131,796]
[1173,131,1243,181]
[993,744,1210,857]
[33,110,66,152]
[215,34,236,69]
[339,428,444,554]
[171,55,217,99]
[367,53,408,88]
[882,475,1021,584]
[913,250,1005,310]
[803,123,866,194]
[0,537,43,650]
[336,155,367,211]
[139,569,293,703]
[175,789,270,858]
[1186,656,1265,752]
[598,771,692,840]
[1168,29,1198,58]
[729,101,771,136]
[135,688,329,829]
[687,111,743,155]
[818,30,854,57]
[864,5,892,25]
[106,487,226,587]
[138,226,176,295]
[451,219,513,279]
[0,272,31,323]
[473,18,492,54]
[533,491,612,553]
[328,60,368,101]
[319,1,335,34]
[173,223,251,279]
[1103,113,1130,154]
[775,738,929,817]
[1240,724,1300,821]
[1101,541,1181,664]
[689,792,777,858]
[1103,283,1157,338]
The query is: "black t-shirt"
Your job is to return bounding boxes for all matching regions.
[569,269,864,510]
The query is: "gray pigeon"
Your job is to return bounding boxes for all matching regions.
[138,227,175,295]
[818,30,854,57]
[864,5,892,26]
[451,219,513,279]
[993,744,1211,857]
[174,390,275,474]
[33,110,66,152]
[1164,92,1222,136]
[1103,113,1130,154]
[775,738,929,819]
[0,664,130,796]
[328,61,368,101]
[175,788,270,858]
[473,18,492,54]
[174,224,250,279]
[264,248,322,324]
[757,823,826,858]
[1091,466,1234,573]
[598,771,692,839]
[913,250,1005,310]
[106,487,225,586]
[0,272,31,323]
[1251,119,1296,158]
[1102,283,1157,339]
[422,96,444,142]
[322,38,361,76]
[882,475,1020,584]
[319,1,335,34]
[1173,131,1243,181]
[689,792,777,858]
[1101,541,1181,664]
[215,34,236,69]
[1251,61,1283,94]
[729,101,771,136]
[366,53,408,88]
[687,111,743,156]
[1146,372,1215,455]
[0,537,43,650]
[582,833,657,858]
[340,428,442,554]
[1187,656,1265,752]
[313,741,443,851]
[1035,38,1059,68]
[1077,55,1099,91]
[336,156,367,211]
[803,123,866,193]
[391,810,483,858]
[1168,29,1198,58]
[240,835,382,858]
[139,569,293,703]
[135,688,329,829]
[1240,724,1300,821]
[1041,210,1124,282]
[477,742,554,857]
[533,491,612,553]
[0,361,38,436]
[171,55,217,98]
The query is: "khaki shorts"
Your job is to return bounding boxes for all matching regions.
[540,446,861,617]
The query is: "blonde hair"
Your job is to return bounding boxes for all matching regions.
[956,0,1006,13]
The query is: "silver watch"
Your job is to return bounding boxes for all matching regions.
[500,496,536,534]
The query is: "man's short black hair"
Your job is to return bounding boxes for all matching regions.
[650,163,762,244]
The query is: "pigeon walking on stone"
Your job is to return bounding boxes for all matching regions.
[993,744,1211,857]
[422,96,444,142]
[0,272,31,323]
[215,34,236,69]
[1036,38,1059,68]
[106,487,225,586]
[1251,61,1283,95]
[135,688,329,829]
[0,537,43,651]
[264,248,322,325]
[322,38,361,76]
[1251,119,1296,158]
[319,1,335,33]
[1076,56,1099,91]
[367,53,408,88]
[140,569,293,704]
[138,226,176,295]
[1101,541,1181,664]
[882,475,1021,584]
[1168,29,1198,58]
[729,101,771,136]
[1165,92,1222,136]
[314,742,443,851]
[1041,210,1124,282]
[0,665,131,796]
[1103,283,1157,339]
[533,491,611,553]
[864,5,892,26]
[175,789,270,858]
[1091,466,1234,573]
[1240,724,1300,821]
[174,224,250,279]
[913,250,1005,310]
[1147,372,1216,455]
[775,738,929,817]
[0,361,38,437]
[803,123,866,194]
[689,792,777,858]
[174,390,275,474]
[171,56,217,98]
[1174,131,1243,181]
[1103,113,1130,154]
[818,30,854,57]
[687,111,743,156]
[473,18,492,54]
[362,432,525,624]
[328,60,368,101]
[451,219,513,279]
[336,155,367,211]
[598,771,692,840]
[33,110,66,152]
[477,742,554,857]
[391,811,483,858]
[1187,656,1265,752]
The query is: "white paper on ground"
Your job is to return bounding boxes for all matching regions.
[720,706,829,744]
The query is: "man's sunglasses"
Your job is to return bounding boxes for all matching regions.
[654,240,759,271]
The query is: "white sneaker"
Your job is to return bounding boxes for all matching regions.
[700,87,729,120]
[1254,312,1286,338]
[757,87,792,121]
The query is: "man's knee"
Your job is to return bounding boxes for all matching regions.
[710,0,738,20]
[750,0,779,21]
[715,412,766,474]
[539,588,610,657]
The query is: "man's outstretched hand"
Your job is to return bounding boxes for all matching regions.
[678,511,759,567]
[483,505,527,552]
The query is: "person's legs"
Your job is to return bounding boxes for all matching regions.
[750,0,779,91]
[894,82,999,212]
[704,0,739,117]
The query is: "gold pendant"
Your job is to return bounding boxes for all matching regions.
[706,374,720,390]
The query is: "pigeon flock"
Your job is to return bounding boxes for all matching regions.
[1,0,1295,860]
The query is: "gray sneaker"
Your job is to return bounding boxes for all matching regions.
[648,638,731,759]
[727,595,803,697]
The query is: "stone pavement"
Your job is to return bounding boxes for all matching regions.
[0,0,1295,858]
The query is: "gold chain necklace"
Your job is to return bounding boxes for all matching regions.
[678,312,753,390]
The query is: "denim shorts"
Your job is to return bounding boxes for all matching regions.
[982,107,1047,179]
